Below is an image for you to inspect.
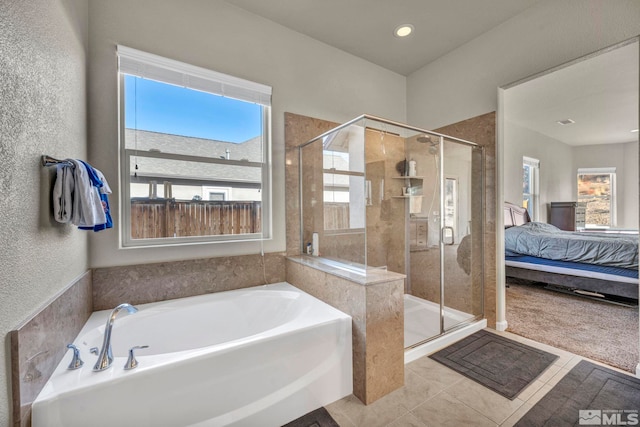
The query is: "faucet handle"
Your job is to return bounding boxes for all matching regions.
[66,344,84,370]
[124,345,149,370]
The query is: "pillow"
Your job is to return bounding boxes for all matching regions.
[521,221,561,233]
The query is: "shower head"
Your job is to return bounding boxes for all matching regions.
[417,134,439,156]
[416,134,438,146]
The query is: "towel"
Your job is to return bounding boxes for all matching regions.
[51,159,113,232]
[68,159,106,228]
[410,195,423,214]
[78,161,113,232]
[52,164,74,223]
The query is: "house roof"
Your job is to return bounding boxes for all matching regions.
[125,129,262,184]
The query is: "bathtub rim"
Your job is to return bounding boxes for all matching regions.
[32,282,352,404]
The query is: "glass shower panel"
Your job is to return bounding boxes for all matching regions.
[300,123,367,267]
[299,115,484,350]
[405,134,443,346]
[442,138,484,331]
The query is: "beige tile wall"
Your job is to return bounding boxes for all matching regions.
[286,113,408,403]
[286,258,404,404]
[10,272,93,427]
[92,253,286,310]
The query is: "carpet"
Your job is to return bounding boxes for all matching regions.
[283,407,339,427]
[515,360,640,426]
[429,330,558,400]
[506,279,639,373]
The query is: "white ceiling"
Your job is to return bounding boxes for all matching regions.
[506,41,639,146]
[224,1,638,147]
[224,0,541,76]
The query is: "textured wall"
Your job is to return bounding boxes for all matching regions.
[0,0,89,424]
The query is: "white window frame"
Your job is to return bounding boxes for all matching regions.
[117,46,272,247]
[202,186,231,201]
[577,167,616,228]
[522,156,540,221]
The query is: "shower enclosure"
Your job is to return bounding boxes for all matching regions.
[299,115,484,348]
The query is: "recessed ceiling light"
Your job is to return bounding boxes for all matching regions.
[394,24,414,38]
[556,119,575,126]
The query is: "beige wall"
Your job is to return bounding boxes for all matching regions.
[0,0,89,424]
[504,124,575,223]
[573,142,639,229]
[87,0,407,268]
[504,125,639,228]
[407,0,640,130]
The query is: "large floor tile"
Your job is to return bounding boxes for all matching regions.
[412,391,497,427]
[445,377,525,424]
[406,355,466,390]
[326,393,408,427]
[387,412,429,427]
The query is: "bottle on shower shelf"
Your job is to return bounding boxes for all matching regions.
[409,159,416,176]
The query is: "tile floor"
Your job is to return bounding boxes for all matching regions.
[325,329,636,427]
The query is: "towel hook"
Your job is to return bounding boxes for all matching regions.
[41,155,72,167]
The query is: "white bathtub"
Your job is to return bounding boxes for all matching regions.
[32,282,353,427]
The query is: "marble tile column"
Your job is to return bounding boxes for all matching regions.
[286,257,404,404]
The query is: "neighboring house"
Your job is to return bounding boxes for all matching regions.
[125,129,262,201]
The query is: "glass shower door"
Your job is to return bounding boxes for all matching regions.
[441,138,484,332]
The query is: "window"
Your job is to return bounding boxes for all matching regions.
[577,167,616,228]
[321,125,365,231]
[117,46,272,246]
[522,157,539,221]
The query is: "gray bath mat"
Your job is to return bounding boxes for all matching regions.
[282,407,339,427]
[515,360,640,426]
[429,330,558,399]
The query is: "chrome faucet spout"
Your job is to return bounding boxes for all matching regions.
[93,303,138,371]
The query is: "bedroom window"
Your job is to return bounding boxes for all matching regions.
[577,167,616,228]
[522,157,539,221]
[117,46,272,247]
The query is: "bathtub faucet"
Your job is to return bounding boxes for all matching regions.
[93,303,139,371]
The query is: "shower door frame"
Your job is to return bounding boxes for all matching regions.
[406,135,485,350]
[439,136,485,339]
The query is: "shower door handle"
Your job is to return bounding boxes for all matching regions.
[441,226,455,245]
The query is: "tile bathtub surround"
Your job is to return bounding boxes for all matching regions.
[284,112,340,257]
[10,271,93,427]
[286,257,405,404]
[92,252,286,310]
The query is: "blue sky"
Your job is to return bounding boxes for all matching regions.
[124,75,262,143]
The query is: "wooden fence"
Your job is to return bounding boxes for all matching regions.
[131,199,261,239]
[324,202,350,230]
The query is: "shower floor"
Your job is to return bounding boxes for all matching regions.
[404,294,475,348]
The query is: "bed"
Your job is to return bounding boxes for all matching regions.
[503,202,639,301]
